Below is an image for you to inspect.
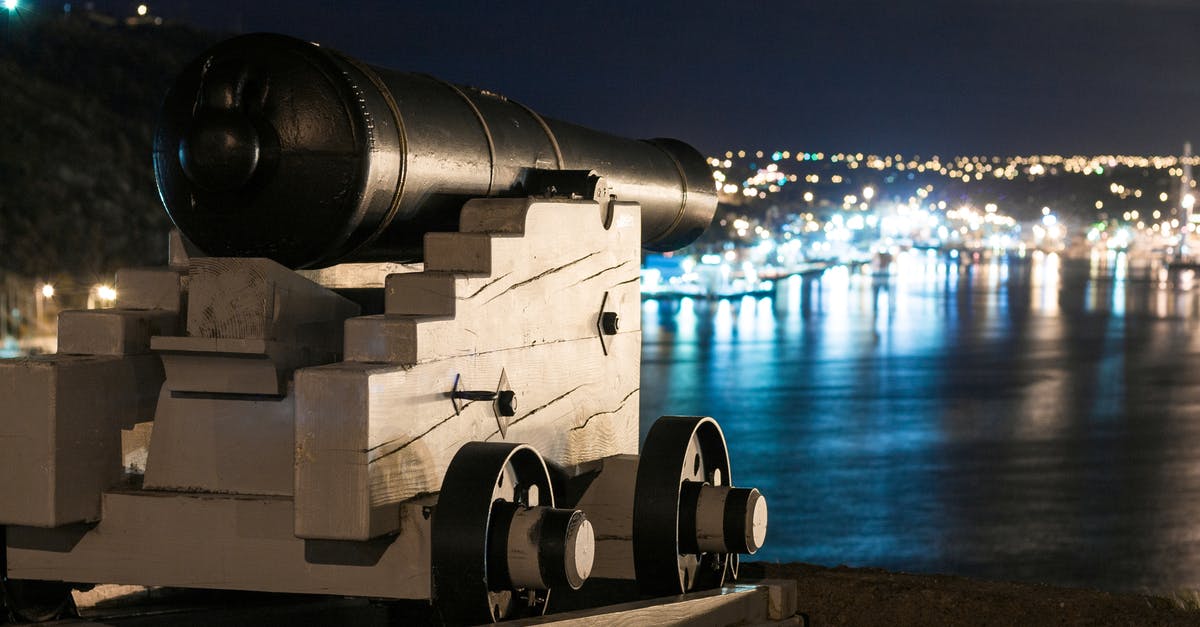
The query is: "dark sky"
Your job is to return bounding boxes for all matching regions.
[93,0,1200,156]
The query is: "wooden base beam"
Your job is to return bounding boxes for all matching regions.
[5,490,433,600]
[511,580,799,626]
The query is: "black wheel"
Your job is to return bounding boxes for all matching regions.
[633,416,733,597]
[633,416,768,598]
[431,442,593,624]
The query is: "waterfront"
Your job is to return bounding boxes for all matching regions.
[640,251,1200,594]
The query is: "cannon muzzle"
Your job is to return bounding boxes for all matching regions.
[153,34,717,269]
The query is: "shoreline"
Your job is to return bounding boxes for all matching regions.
[741,562,1200,626]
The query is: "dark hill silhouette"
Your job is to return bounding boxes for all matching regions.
[0,12,216,278]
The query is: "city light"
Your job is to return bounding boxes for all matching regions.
[690,143,1186,291]
[41,284,54,299]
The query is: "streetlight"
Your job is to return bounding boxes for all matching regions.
[90,284,117,309]
[2,0,17,42]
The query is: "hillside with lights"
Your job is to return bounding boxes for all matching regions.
[638,149,1199,298]
[671,149,1191,255]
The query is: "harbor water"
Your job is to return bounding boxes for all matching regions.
[640,250,1200,593]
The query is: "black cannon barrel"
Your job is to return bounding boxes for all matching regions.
[153,33,717,269]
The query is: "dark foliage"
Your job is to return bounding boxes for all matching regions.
[0,13,217,277]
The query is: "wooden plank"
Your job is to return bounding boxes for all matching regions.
[755,578,799,620]
[0,355,162,527]
[185,258,360,356]
[151,336,278,354]
[296,333,639,540]
[294,367,373,540]
[423,232,492,273]
[565,455,639,580]
[457,197,534,234]
[57,309,180,356]
[5,491,433,600]
[348,200,641,364]
[384,272,457,316]
[152,337,338,396]
[156,352,282,395]
[365,333,640,502]
[297,261,422,289]
[343,315,417,364]
[513,585,770,626]
[114,267,186,311]
[142,388,296,496]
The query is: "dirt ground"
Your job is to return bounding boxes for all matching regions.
[59,565,1200,625]
[740,562,1200,627]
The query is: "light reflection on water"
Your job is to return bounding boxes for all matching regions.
[640,250,1200,593]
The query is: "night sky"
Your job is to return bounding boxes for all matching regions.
[86,0,1200,156]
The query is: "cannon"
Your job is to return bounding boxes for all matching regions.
[0,34,779,624]
[153,33,716,269]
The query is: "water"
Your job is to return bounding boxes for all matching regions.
[639,250,1200,594]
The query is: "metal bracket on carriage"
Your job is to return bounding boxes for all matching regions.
[449,370,517,437]
[596,291,621,356]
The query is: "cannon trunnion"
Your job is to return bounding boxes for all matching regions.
[0,35,774,625]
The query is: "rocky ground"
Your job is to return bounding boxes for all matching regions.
[55,563,1200,625]
[741,562,1200,626]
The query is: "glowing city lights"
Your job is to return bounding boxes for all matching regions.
[700,144,1200,278]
